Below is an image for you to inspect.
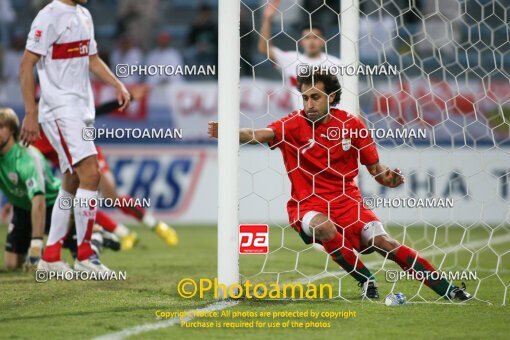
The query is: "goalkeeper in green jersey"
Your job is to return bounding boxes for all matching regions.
[0,107,61,270]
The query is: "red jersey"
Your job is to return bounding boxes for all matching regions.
[267,108,379,209]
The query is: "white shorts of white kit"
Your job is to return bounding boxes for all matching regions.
[41,116,97,174]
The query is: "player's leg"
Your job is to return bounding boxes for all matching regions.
[97,150,142,221]
[95,210,137,250]
[40,117,110,273]
[73,156,123,258]
[364,227,472,301]
[72,154,105,265]
[94,210,117,233]
[98,163,177,246]
[62,216,121,258]
[330,202,382,298]
[40,171,77,266]
[94,152,132,243]
[4,251,24,270]
[33,129,75,269]
[37,121,78,271]
[86,223,122,257]
[97,166,138,249]
[4,207,31,270]
[303,212,376,287]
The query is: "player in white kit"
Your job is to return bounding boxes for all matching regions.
[19,0,130,274]
[258,0,343,109]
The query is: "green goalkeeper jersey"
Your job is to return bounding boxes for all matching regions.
[0,143,60,210]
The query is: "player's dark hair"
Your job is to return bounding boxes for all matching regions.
[0,108,20,141]
[301,24,325,37]
[296,68,342,106]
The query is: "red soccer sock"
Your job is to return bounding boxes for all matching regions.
[393,245,452,296]
[118,195,145,221]
[95,210,118,233]
[42,239,64,262]
[322,232,374,283]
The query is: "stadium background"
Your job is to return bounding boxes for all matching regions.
[0,0,508,225]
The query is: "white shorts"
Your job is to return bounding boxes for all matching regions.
[359,221,388,244]
[301,211,388,244]
[41,117,97,174]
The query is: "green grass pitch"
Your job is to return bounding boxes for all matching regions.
[0,224,508,339]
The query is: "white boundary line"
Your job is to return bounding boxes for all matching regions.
[96,234,510,339]
[94,300,239,340]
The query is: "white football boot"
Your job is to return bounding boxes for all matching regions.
[74,254,113,276]
[37,259,73,274]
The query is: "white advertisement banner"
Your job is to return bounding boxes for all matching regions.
[166,79,295,139]
[102,145,509,226]
[165,79,510,143]
[101,146,216,224]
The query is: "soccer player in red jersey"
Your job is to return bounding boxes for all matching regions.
[208,68,471,301]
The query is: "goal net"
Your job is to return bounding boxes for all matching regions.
[221,0,510,304]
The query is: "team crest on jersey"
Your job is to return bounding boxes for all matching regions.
[8,172,18,184]
[342,138,351,151]
[34,29,42,42]
[26,178,36,190]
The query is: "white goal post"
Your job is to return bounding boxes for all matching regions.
[217,0,241,294]
[340,0,360,116]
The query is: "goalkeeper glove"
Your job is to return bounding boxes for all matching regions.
[24,239,43,272]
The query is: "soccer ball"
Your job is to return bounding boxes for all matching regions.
[385,293,406,306]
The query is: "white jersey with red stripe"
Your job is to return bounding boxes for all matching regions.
[26,0,97,123]
[272,47,343,109]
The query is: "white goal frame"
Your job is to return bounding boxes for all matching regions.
[217,0,360,298]
[217,0,241,294]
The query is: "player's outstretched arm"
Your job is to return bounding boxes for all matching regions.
[19,50,41,146]
[89,54,131,111]
[207,121,275,144]
[24,194,45,271]
[366,162,405,188]
[30,194,45,241]
[257,0,280,61]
